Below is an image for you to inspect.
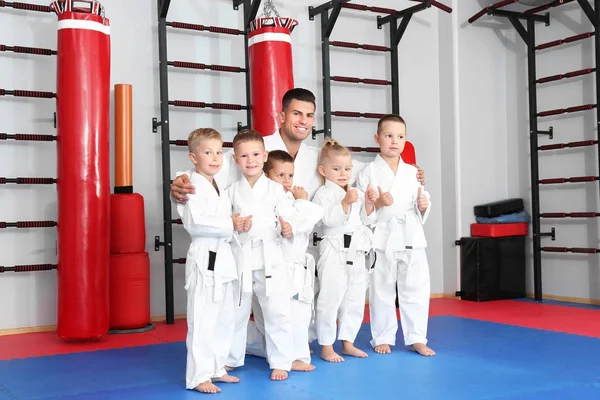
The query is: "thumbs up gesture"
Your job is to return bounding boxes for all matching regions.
[279,216,293,238]
[365,184,378,206]
[342,188,358,207]
[375,186,393,209]
[417,187,428,213]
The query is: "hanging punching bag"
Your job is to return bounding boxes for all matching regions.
[248,15,298,136]
[54,0,111,341]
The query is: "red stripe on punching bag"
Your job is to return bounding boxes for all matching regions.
[56,10,111,340]
[248,17,298,137]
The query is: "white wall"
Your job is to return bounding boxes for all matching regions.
[6,0,592,331]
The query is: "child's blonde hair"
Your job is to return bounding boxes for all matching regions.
[232,128,264,152]
[188,128,222,152]
[318,137,350,166]
[317,138,351,184]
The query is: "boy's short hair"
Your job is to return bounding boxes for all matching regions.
[232,128,264,152]
[377,114,406,134]
[282,88,316,112]
[188,128,222,152]
[264,150,294,174]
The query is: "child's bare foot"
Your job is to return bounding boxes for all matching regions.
[292,360,316,371]
[212,374,240,383]
[341,341,368,358]
[194,381,221,394]
[373,344,391,354]
[271,369,288,381]
[411,343,435,356]
[320,345,344,362]
[224,365,234,372]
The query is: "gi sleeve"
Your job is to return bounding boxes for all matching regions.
[412,185,431,224]
[177,193,233,238]
[313,189,348,227]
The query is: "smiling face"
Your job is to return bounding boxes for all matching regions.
[375,120,406,160]
[279,99,316,143]
[189,137,223,180]
[233,139,268,179]
[318,153,353,188]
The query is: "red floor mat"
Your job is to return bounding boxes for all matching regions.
[1,298,598,360]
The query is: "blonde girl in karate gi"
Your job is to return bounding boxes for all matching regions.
[356,114,435,357]
[312,138,377,363]
[177,128,241,394]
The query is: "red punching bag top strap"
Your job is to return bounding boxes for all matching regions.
[51,0,106,18]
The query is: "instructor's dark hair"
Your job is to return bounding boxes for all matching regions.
[282,88,316,111]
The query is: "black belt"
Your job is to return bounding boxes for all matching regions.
[344,234,352,248]
[207,250,216,271]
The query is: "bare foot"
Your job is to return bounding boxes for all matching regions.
[374,344,391,354]
[292,360,316,372]
[194,381,221,394]
[271,369,288,381]
[341,341,368,358]
[212,374,240,383]
[320,345,344,362]
[411,343,436,356]
[224,365,234,372]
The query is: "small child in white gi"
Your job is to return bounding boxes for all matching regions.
[356,114,435,357]
[177,128,240,393]
[225,129,297,381]
[312,138,377,363]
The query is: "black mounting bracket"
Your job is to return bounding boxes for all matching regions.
[312,127,326,140]
[152,117,163,133]
[537,126,554,139]
[540,227,556,241]
[155,235,167,251]
[312,232,323,246]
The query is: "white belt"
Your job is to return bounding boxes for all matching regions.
[238,226,281,297]
[381,215,416,285]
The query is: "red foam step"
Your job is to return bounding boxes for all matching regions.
[471,223,528,238]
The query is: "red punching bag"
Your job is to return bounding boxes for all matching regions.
[248,16,298,136]
[401,141,416,165]
[54,0,111,341]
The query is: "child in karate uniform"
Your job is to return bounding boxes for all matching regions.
[225,129,298,381]
[356,114,435,357]
[177,128,240,393]
[312,138,377,362]
[247,150,324,371]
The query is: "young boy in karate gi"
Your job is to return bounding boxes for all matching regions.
[356,114,435,357]
[247,150,324,371]
[177,128,240,394]
[312,138,377,363]
[225,129,297,381]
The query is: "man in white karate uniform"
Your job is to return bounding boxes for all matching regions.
[356,114,435,357]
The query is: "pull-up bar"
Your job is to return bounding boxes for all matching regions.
[0,44,56,56]
[0,1,53,13]
[0,133,56,141]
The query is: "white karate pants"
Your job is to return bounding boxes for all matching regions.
[316,244,367,346]
[227,248,293,371]
[369,248,430,347]
[185,275,234,389]
[247,261,313,363]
